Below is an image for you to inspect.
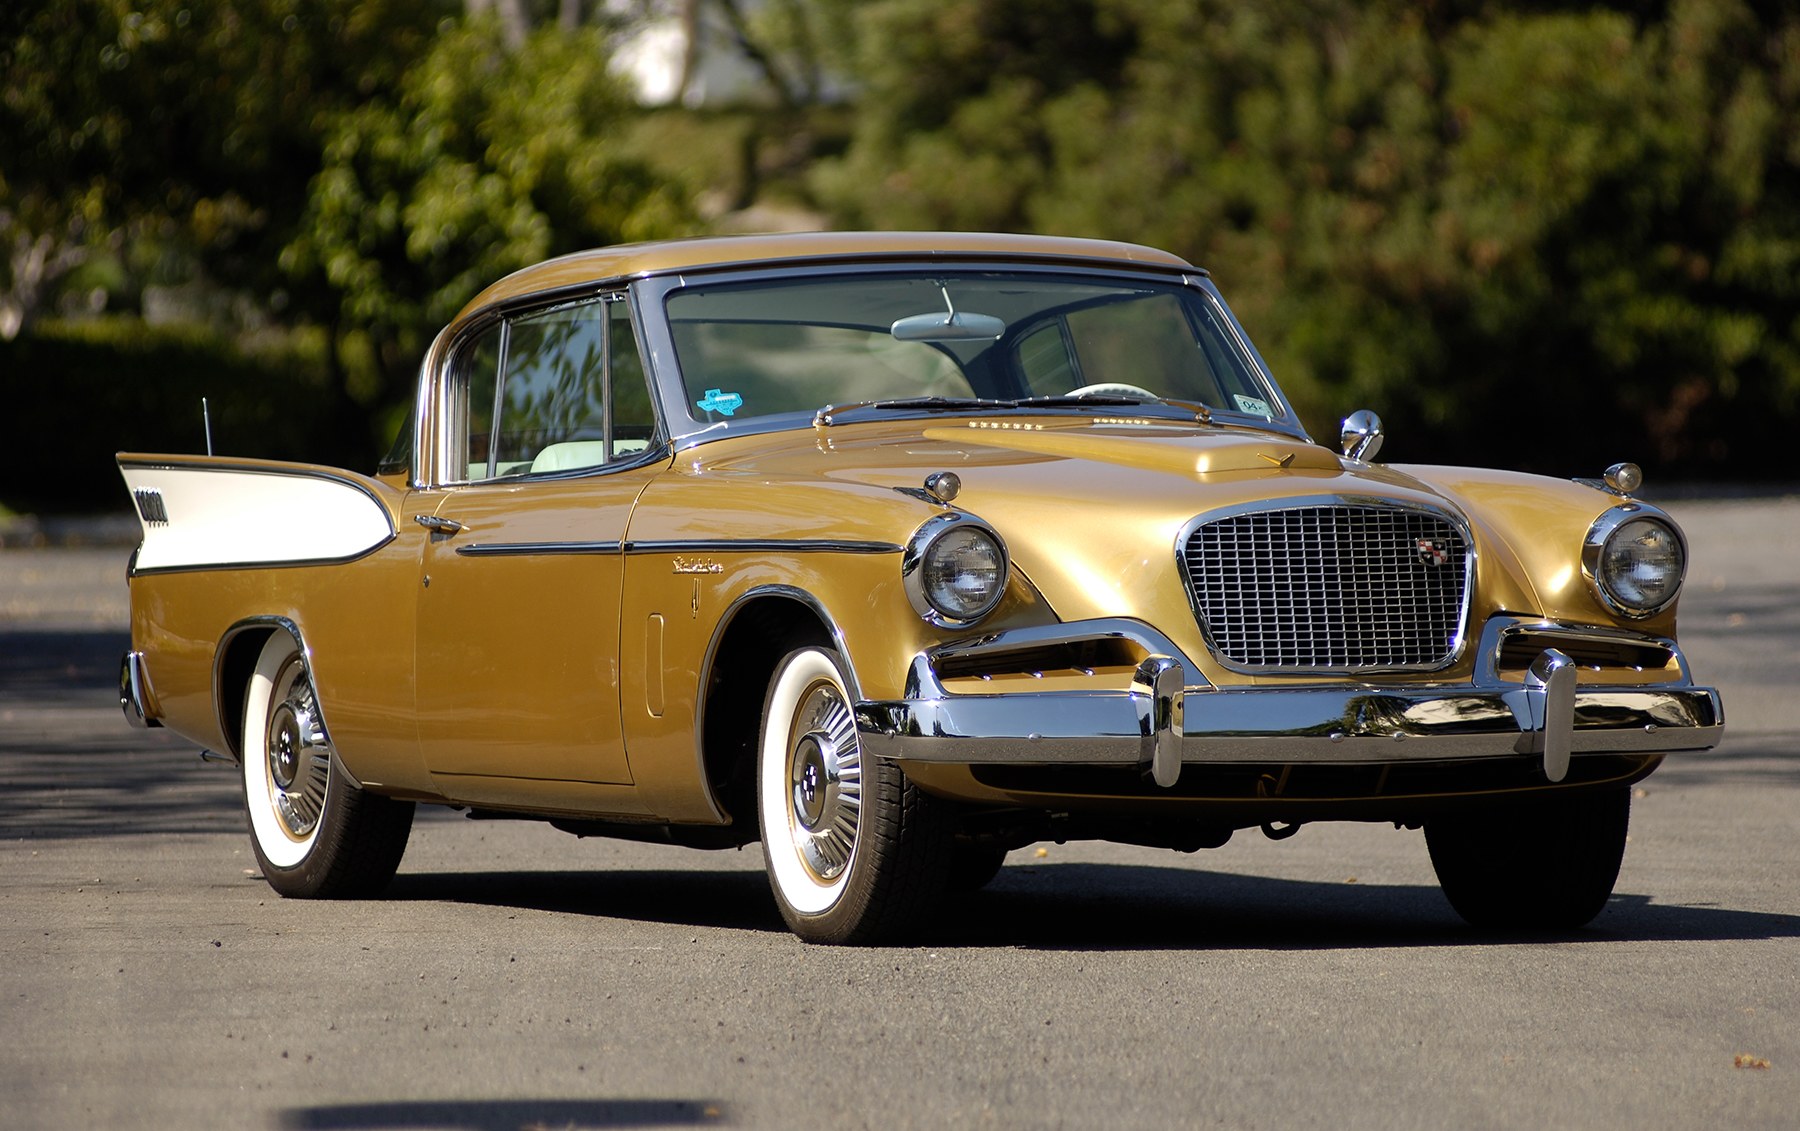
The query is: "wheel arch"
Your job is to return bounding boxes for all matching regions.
[212,617,309,766]
[697,586,852,830]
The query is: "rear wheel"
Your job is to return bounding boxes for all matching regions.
[756,647,952,943]
[1425,788,1631,931]
[241,632,413,897]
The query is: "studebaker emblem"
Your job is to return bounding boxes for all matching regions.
[672,557,724,575]
[1258,452,1296,468]
[1416,538,1450,567]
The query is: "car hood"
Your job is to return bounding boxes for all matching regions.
[687,417,1596,651]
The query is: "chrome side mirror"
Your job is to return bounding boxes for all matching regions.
[1340,410,1385,462]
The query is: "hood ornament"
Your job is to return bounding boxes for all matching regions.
[1258,452,1296,469]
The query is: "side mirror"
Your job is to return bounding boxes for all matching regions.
[1340,410,1384,462]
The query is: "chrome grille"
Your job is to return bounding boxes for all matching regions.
[1179,503,1469,671]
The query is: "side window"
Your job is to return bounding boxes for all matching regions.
[455,324,503,482]
[448,295,658,483]
[608,299,656,454]
[1015,321,1080,395]
[1010,293,1237,408]
[494,304,609,473]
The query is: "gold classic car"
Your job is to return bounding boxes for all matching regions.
[118,232,1724,943]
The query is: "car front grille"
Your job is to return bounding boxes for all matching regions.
[1179,503,1470,672]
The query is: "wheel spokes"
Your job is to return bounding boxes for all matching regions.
[266,661,333,840]
[789,680,863,883]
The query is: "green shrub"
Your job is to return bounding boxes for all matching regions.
[2,318,343,514]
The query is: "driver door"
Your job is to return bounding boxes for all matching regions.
[412,293,663,798]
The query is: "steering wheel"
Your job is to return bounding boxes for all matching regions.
[1066,382,1158,400]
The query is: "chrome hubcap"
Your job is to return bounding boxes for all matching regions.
[264,659,331,841]
[787,681,862,882]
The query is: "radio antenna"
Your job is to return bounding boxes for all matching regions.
[202,397,214,456]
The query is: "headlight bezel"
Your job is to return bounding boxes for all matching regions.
[1582,504,1687,619]
[901,512,1010,628]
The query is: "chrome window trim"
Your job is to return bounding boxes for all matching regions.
[1174,494,1478,676]
[421,288,667,489]
[1581,502,1687,619]
[629,261,1309,450]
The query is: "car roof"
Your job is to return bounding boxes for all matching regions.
[457,231,1198,319]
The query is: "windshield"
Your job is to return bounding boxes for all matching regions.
[663,271,1282,425]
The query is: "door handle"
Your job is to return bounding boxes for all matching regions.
[413,514,465,535]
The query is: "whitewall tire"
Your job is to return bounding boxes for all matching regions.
[756,647,952,943]
[241,631,413,897]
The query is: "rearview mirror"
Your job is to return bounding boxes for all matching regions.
[892,283,1006,342]
[891,310,1006,342]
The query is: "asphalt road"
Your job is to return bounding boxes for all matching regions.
[3,497,1797,1130]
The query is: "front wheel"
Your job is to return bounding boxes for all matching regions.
[241,632,413,898]
[756,647,952,943]
[1425,788,1631,931]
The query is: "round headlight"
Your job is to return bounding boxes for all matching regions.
[1591,512,1685,616]
[904,515,1008,626]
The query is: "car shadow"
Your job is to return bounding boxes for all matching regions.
[383,861,1800,951]
[277,1097,725,1130]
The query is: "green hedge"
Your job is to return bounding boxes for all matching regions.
[1,319,351,515]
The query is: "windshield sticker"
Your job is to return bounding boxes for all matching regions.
[1233,395,1273,417]
[695,389,745,417]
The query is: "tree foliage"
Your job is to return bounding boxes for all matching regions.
[1,0,446,337]
[4,0,1797,508]
[281,20,698,407]
[811,0,1800,475]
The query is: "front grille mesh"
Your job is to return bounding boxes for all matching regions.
[1180,504,1469,671]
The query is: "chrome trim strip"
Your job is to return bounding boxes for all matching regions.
[1173,494,1477,676]
[1478,616,1693,684]
[453,537,907,559]
[624,539,904,555]
[116,458,395,518]
[456,540,624,557]
[904,618,1211,695]
[125,535,398,578]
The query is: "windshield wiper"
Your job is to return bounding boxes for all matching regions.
[814,396,1013,425]
[814,393,1215,426]
[1023,394,1215,423]
[1019,394,1153,408]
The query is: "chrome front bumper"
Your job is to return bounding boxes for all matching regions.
[855,618,1724,786]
